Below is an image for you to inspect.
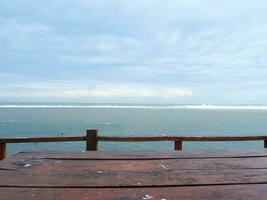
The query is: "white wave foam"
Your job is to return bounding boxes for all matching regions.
[1,104,267,110]
[97,122,112,125]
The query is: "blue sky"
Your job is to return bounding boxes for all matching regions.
[1,0,267,104]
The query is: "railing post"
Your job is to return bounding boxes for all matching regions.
[264,140,267,148]
[86,129,98,151]
[174,140,182,151]
[0,143,6,160]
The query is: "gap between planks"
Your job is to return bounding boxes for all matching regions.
[1,182,267,189]
[23,154,267,161]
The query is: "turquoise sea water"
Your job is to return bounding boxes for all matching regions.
[1,103,267,156]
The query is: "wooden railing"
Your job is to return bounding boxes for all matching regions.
[1,128,267,160]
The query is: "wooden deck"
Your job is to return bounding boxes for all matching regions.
[1,150,267,199]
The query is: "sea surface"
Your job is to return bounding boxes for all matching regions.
[1,103,267,156]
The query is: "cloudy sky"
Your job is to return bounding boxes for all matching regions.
[1,0,267,104]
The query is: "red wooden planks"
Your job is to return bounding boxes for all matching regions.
[14,149,267,160]
[0,185,267,200]
[1,155,267,187]
[3,156,267,171]
[1,150,267,199]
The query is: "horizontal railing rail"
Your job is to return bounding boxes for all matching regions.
[98,135,267,142]
[1,128,267,160]
[0,136,87,143]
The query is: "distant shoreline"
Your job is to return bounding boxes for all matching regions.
[1,104,267,110]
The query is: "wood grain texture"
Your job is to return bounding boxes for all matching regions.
[12,149,267,160]
[0,185,267,200]
[1,152,267,187]
[1,150,267,199]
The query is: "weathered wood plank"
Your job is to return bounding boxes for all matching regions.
[1,150,267,199]
[0,136,86,143]
[0,185,267,200]
[3,156,267,171]
[12,149,267,160]
[1,158,267,187]
[98,135,267,141]
[1,135,266,144]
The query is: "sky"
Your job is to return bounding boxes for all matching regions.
[1,0,267,104]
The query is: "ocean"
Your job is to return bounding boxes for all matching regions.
[1,103,267,156]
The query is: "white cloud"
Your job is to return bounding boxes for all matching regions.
[62,85,192,98]
[1,0,267,103]
[0,83,192,99]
